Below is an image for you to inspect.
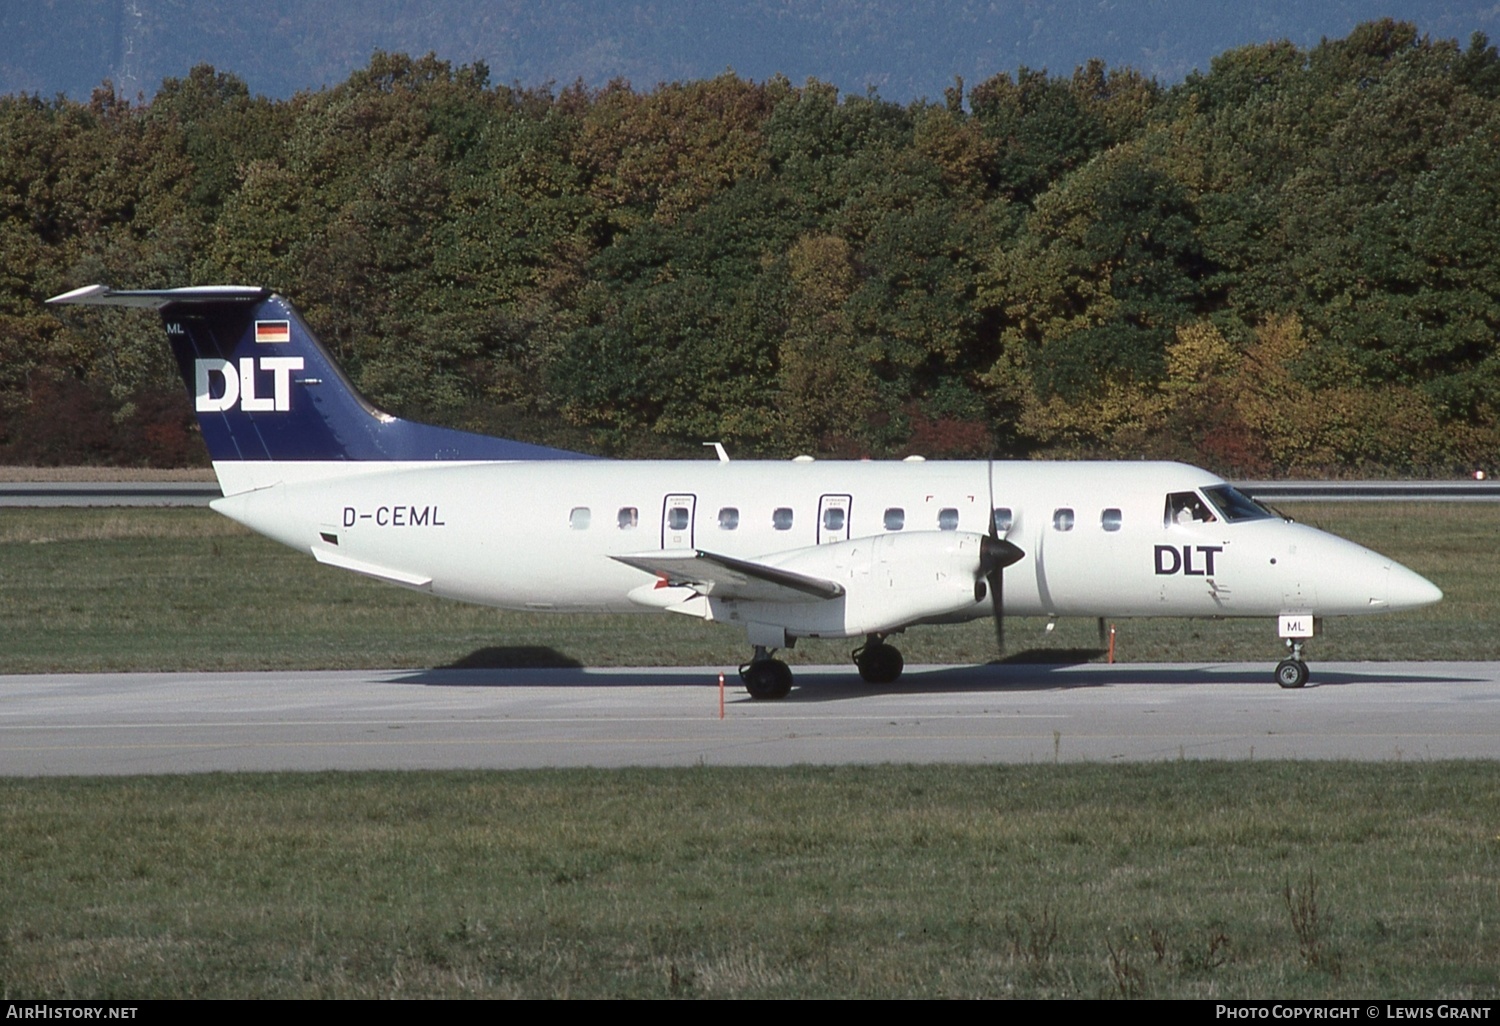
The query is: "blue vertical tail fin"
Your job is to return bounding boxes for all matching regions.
[47,285,589,469]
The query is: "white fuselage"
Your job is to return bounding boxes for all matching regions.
[210,458,1441,642]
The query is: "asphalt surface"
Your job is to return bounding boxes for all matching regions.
[2,661,1496,775]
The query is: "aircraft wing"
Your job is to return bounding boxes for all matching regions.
[612,550,844,603]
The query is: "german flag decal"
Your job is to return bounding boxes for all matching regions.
[255,319,291,344]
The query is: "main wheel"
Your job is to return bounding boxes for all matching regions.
[853,643,904,684]
[1275,658,1309,689]
[742,659,793,700]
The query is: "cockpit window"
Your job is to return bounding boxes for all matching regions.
[1165,491,1216,526]
[1202,485,1278,523]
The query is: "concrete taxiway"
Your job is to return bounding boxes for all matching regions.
[2,662,1496,775]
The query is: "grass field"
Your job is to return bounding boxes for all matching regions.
[3,763,1497,999]
[1,503,1494,673]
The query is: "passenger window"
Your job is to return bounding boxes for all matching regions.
[569,507,591,530]
[1101,508,1122,532]
[617,507,638,530]
[1165,491,1216,526]
[823,507,845,532]
[938,508,960,531]
[1053,508,1074,531]
[718,507,739,530]
[884,508,905,531]
[992,507,1012,533]
[667,507,689,531]
[773,507,794,531]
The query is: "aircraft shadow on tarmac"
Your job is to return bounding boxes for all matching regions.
[716,664,1485,703]
[441,646,583,669]
[387,656,1484,701]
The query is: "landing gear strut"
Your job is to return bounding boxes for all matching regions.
[740,646,793,700]
[1275,638,1309,689]
[852,636,904,684]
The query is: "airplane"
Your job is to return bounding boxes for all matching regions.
[48,283,1444,697]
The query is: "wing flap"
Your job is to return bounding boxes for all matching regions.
[613,549,844,603]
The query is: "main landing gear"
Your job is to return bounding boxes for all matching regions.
[739,635,909,699]
[740,646,793,700]
[1275,638,1310,689]
[852,636,904,684]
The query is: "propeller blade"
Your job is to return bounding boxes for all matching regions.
[989,562,1005,653]
[986,456,1010,655]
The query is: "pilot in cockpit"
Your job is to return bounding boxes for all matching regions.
[1166,491,1217,526]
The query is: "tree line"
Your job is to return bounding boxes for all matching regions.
[4,18,1498,474]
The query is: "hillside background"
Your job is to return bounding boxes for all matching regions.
[4,15,1499,473]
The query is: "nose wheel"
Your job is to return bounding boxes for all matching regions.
[1275,658,1309,689]
[1275,638,1309,689]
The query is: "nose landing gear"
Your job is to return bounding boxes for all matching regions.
[1274,615,1317,689]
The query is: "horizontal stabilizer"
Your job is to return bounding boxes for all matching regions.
[613,549,844,603]
[48,285,270,308]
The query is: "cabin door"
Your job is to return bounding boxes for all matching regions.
[818,494,852,545]
[661,493,696,549]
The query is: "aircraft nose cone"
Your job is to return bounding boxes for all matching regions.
[1290,526,1443,615]
[1386,562,1443,611]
